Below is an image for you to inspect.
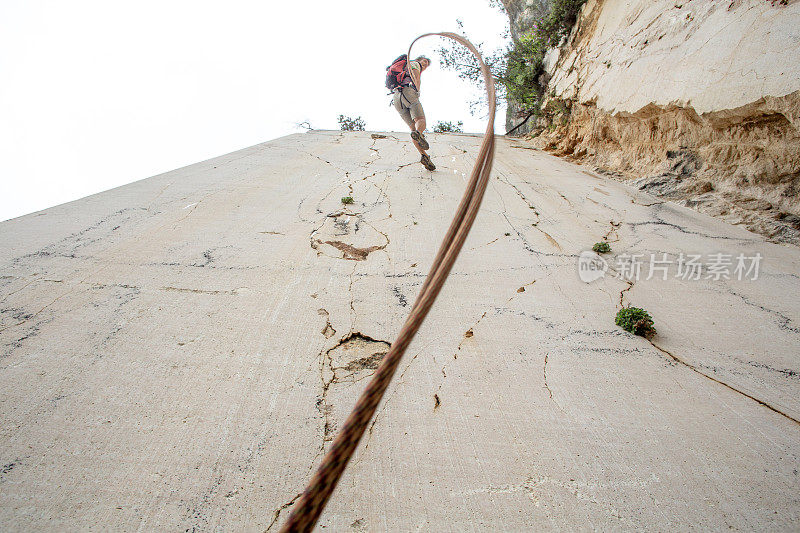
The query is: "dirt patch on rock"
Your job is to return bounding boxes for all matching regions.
[310,213,388,260]
[327,333,391,381]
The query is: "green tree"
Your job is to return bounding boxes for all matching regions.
[433,120,464,133]
[337,115,366,131]
[437,0,587,121]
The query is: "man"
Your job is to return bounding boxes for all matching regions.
[392,56,435,171]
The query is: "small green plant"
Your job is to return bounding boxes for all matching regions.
[433,120,464,133]
[592,241,611,254]
[341,196,354,205]
[615,307,656,337]
[337,115,366,131]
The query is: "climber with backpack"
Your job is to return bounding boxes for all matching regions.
[386,54,435,171]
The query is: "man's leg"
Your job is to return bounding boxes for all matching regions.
[413,122,435,171]
[410,106,434,170]
[405,90,430,151]
[396,89,433,169]
[400,107,426,155]
[414,117,426,134]
[409,125,426,156]
[394,90,418,145]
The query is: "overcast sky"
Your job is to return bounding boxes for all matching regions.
[0,1,509,222]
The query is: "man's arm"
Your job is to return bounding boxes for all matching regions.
[409,62,422,92]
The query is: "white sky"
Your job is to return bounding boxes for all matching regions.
[0,1,509,222]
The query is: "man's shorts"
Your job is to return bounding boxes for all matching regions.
[393,86,425,129]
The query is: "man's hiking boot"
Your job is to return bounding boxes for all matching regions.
[420,154,436,171]
[410,131,430,151]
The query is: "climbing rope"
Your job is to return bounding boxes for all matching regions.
[280,32,496,532]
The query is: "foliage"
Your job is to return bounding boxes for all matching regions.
[437,20,510,109]
[487,0,508,13]
[538,0,588,46]
[505,0,587,110]
[433,120,464,133]
[592,241,611,254]
[437,0,587,117]
[337,115,366,131]
[340,196,354,205]
[615,307,656,337]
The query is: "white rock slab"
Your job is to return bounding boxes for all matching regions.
[0,131,798,531]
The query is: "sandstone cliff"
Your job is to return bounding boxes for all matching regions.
[504,0,800,244]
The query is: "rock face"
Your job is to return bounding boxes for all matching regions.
[505,0,800,244]
[1,131,799,530]
[547,0,799,115]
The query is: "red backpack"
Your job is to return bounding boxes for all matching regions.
[385,54,410,90]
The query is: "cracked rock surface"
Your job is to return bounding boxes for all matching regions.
[0,130,798,530]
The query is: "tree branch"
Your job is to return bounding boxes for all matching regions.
[505,111,536,136]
